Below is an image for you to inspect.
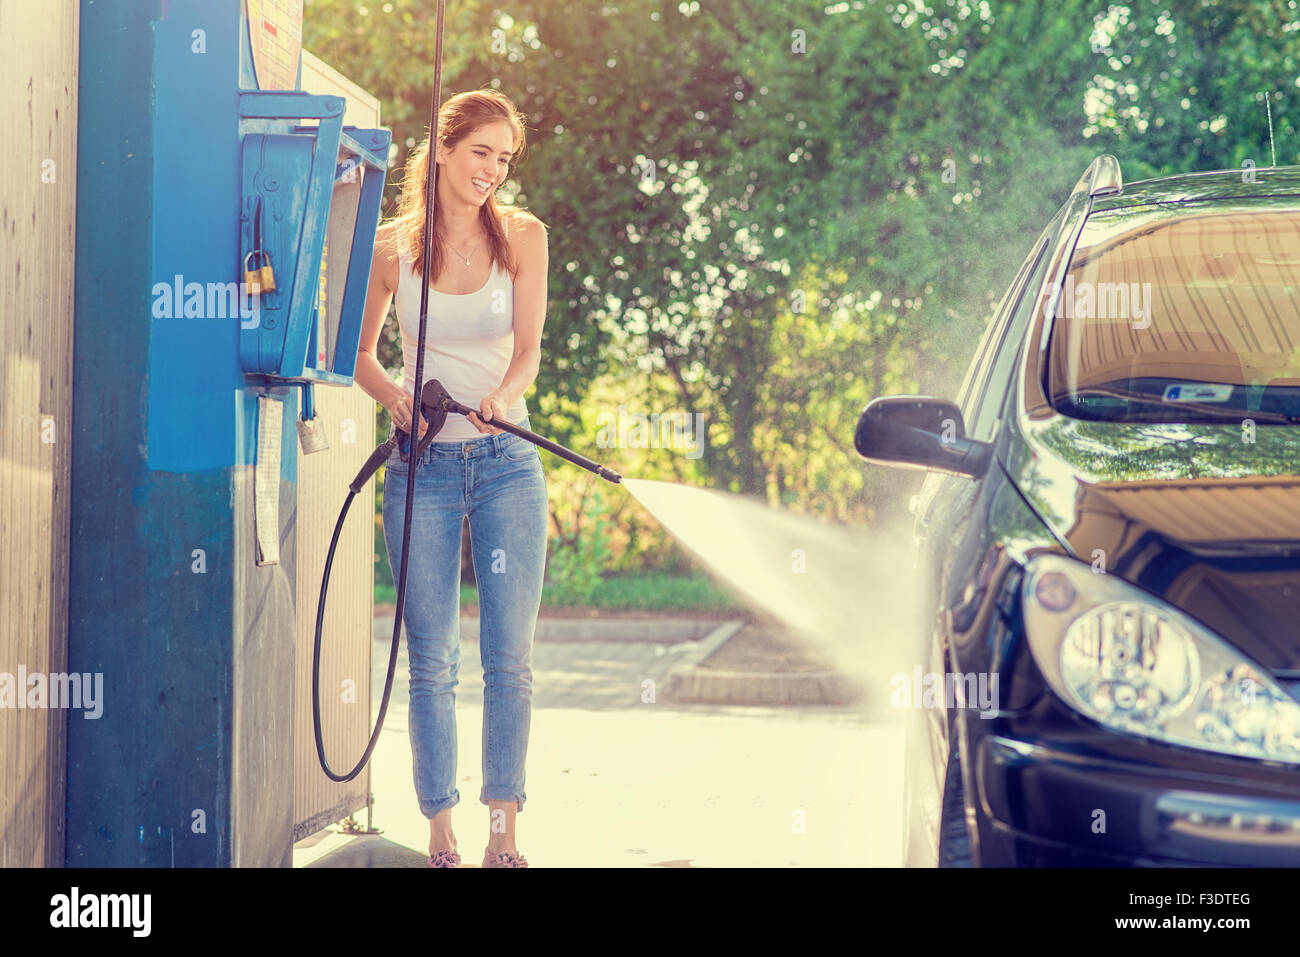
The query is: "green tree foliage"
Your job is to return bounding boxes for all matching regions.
[305,0,1300,560]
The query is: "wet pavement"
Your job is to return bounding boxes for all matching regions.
[294,616,905,868]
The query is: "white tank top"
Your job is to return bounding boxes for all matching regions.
[393,244,528,442]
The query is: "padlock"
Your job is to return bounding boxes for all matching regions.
[296,412,330,454]
[258,250,276,293]
[243,250,263,295]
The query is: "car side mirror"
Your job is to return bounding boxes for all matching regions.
[854,395,993,478]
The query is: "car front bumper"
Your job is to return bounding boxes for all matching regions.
[972,732,1300,866]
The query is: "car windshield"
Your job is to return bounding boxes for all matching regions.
[1047,200,1300,424]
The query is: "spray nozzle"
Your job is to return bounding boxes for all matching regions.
[395,378,622,484]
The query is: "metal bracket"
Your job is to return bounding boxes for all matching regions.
[340,815,382,835]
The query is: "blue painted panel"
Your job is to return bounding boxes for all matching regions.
[149,0,242,474]
[71,0,236,866]
[235,96,391,387]
[69,0,382,866]
[239,132,315,375]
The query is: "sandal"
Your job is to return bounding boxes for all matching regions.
[482,848,529,868]
[427,848,461,868]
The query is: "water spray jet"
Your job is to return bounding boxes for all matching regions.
[620,478,926,718]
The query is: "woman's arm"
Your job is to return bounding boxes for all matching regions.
[470,216,549,435]
[355,224,425,435]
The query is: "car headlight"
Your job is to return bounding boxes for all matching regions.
[1022,553,1300,765]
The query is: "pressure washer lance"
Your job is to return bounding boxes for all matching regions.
[311,378,622,782]
[416,379,622,482]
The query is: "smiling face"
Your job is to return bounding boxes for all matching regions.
[436,119,516,207]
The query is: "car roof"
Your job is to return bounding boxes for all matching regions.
[1089,165,1300,213]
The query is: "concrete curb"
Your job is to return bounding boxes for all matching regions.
[462,616,724,644]
[374,614,728,644]
[660,619,746,675]
[371,613,862,707]
[666,666,864,706]
[663,621,865,706]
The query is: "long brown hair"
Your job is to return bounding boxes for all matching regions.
[389,88,543,283]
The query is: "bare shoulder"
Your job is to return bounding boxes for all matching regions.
[506,208,548,234]
[504,209,548,276]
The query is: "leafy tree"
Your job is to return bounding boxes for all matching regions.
[304,0,1300,559]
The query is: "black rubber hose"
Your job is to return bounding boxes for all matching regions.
[311,0,446,782]
[309,433,399,781]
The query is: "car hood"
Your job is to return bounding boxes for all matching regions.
[1003,414,1300,671]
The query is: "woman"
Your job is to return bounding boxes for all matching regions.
[354,88,549,869]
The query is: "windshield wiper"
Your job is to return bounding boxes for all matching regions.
[1069,386,1300,425]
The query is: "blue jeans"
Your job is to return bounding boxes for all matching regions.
[382,415,548,818]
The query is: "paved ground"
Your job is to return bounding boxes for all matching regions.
[294,616,906,868]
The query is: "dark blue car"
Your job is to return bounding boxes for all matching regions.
[857,156,1300,866]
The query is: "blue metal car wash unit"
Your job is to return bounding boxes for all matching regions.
[69,0,389,866]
